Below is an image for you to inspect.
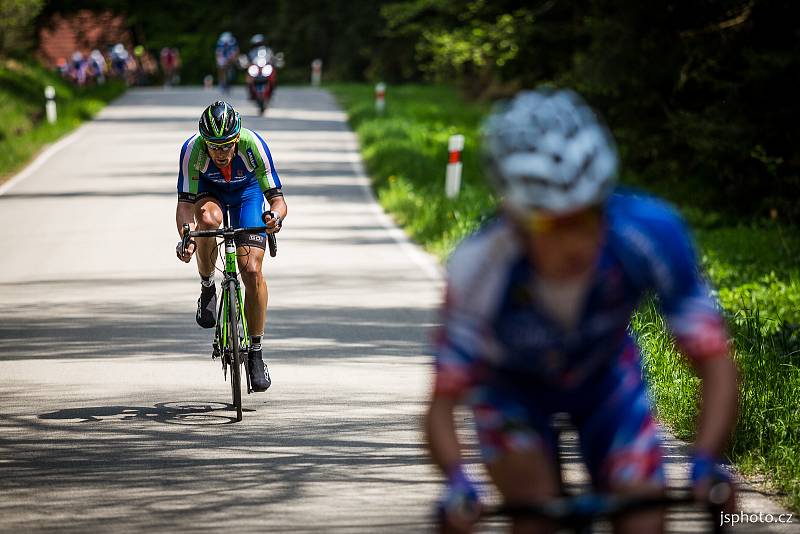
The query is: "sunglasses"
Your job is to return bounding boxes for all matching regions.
[206,137,239,152]
[521,205,604,234]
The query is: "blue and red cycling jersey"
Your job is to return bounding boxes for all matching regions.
[434,191,728,487]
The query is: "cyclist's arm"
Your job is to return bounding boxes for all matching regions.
[176,135,203,236]
[426,393,463,473]
[692,355,738,456]
[266,192,287,221]
[649,212,738,457]
[241,129,282,192]
[176,200,195,237]
[239,129,286,222]
[425,283,480,474]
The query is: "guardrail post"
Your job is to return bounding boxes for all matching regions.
[44,86,57,124]
[374,82,386,114]
[311,59,322,86]
[445,134,465,198]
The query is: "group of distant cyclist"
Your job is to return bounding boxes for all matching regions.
[58,43,180,87]
[175,79,739,532]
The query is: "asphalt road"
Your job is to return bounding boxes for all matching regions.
[0,87,796,533]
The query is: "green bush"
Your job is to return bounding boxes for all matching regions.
[0,57,125,181]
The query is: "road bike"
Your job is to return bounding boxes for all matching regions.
[180,210,277,422]
[442,413,731,533]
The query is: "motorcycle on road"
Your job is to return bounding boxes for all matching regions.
[245,49,277,114]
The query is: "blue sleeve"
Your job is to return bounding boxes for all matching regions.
[177,137,190,193]
[628,200,723,341]
[253,131,282,190]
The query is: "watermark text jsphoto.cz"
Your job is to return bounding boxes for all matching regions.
[720,511,794,527]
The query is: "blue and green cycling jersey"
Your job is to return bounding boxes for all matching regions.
[176,127,282,202]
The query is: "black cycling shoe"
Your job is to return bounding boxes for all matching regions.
[195,284,217,328]
[248,349,271,392]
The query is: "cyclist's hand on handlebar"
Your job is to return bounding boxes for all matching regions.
[691,451,736,513]
[176,223,196,263]
[437,465,482,534]
[262,210,283,234]
[176,238,196,262]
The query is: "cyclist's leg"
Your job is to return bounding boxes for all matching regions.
[238,245,266,335]
[229,183,271,390]
[575,346,666,534]
[193,192,224,276]
[473,387,561,534]
[230,183,268,336]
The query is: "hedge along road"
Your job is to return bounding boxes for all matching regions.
[0,87,796,534]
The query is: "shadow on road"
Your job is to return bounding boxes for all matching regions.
[39,401,242,425]
[0,276,435,362]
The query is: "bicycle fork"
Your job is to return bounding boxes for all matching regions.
[212,236,253,393]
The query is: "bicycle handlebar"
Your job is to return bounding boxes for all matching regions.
[478,481,730,532]
[184,226,270,238]
[181,224,278,257]
[485,491,697,520]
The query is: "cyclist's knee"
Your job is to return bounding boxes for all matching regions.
[240,267,263,287]
[197,211,222,229]
[194,201,222,229]
[487,450,561,503]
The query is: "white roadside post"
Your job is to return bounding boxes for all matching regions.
[445,134,465,199]
[311,59,322,86]
[44,85,57,124]
[374,82,386,114]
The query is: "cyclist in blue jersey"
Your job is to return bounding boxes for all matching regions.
[425,89,738,533]
[175,101,286,392]
[215,32,239,92]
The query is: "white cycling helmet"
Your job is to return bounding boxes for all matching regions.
[482,88,618,214]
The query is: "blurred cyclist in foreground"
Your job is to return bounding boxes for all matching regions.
[425,89,738,533]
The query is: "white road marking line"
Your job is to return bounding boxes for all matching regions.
[345,135,443,283]
[0,129,85,196]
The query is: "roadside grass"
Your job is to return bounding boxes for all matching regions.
[330,83,495,259]
[330,83,800,510]
[0,57,125,183]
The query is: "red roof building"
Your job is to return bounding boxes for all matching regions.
[39,10,132,66]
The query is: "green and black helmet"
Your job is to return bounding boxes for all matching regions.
[199,100,241,146]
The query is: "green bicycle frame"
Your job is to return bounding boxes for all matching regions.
[214,236,250,369]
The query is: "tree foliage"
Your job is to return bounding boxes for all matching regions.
[0,0,45,56]
[31,0,800,216]
[382,0,800,218]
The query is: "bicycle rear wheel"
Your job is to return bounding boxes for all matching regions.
[227,280,243,422]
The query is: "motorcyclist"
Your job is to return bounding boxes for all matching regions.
[247,34,273,63]
[245,34,277,106]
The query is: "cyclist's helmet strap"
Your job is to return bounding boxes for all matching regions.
[199,101,241,144]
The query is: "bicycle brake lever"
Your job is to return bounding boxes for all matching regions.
[180,224,192,255]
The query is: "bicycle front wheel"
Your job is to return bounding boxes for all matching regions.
[227,280,243,422]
